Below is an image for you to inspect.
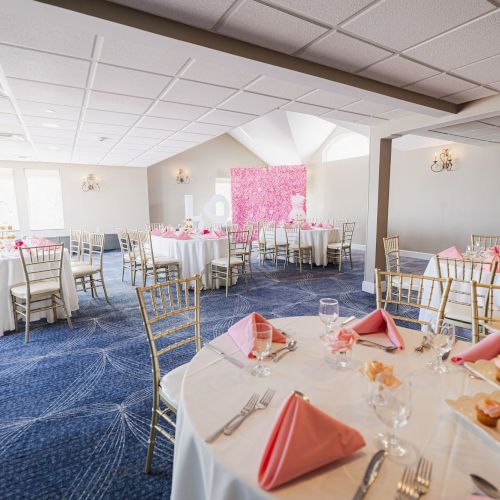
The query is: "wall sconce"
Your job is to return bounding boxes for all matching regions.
[430,148,454,172]
[176,169,190,184]
[82,174,101,192]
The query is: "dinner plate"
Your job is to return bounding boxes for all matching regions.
[464,360,500,389]
[445,391,500,445]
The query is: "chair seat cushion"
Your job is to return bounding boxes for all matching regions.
[11,279,60,298]
[233,249,249,255]
[72,263,100,277]
[327,242,350,249]
[289,244,312,250]
[152,255,180,266]
[211,257,243,267]
[444,302,471,324]
[159,363,188,410]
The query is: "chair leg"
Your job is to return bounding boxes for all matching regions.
[59,293,73,330]
[121,263,125,282]
[100,271,110,303]
[144,397,160,474]
[226,267,230,297]
[24,299,31,343]
[349,246,353,269]
[11,295,19,333]
[338,250,342,272]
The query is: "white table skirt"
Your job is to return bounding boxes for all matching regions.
[0,249,79,335]
[151,235,230,288]
[172,316,498,500]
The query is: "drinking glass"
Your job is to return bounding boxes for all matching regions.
[250,322,272,377]
[319,298,339,338]
[324,324,355,370]
[372,375,412,460]
[426,322,455,374]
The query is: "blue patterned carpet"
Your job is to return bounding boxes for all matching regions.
[0,250,428,499]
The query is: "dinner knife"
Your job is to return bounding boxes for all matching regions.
[352,450,387,500]
[206,344,244,368]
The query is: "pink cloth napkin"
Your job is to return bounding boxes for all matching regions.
[258,392,365,491]
[228,312,286,358]
[201,231,220,239]
[176,233,192,240]
[451,331,500,364]
[162,230,176,238]
[352,309,405,349]
[319,223,333,229]
[31,237,55,247]
[150,229,162,236]
[484,246,500,272]
[438,246,463,259]
[301,222,312,230]
[214,229,227,237]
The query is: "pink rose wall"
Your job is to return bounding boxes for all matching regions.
[230,165,307,227]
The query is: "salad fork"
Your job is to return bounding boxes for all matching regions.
[396,467,419,499]
[415,457,432,496]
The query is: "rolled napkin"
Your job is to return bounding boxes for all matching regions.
[176,233,192,240]
[228,312,286,358]
[258,392,365,491]
[438,246,463,259]
[451,331,500,364]
[301,222,312,230]
[150,228,162,236]
[352,309,405,349]
[162,230,177,238]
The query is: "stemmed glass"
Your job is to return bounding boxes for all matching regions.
[371,374,412,461]
[324,324,357,370]
[250,321,272,377]
[319,298,339,338]
[426,321,455,374]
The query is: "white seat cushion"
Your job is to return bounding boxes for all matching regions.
[152,255,179,266]
[211,257,243,267]
[233,249,249,255]
[289,244,312,250]
[159,363,188,409]
[11,279,60,298]
[327,242,350,249]
[444,302,471,324]
[72,263,100,277]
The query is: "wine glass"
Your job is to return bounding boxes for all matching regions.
[250,321,272,377]
[426,321,455,374]
[319,298,339,338]
[372,374,412,461]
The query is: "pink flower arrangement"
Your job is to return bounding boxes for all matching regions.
[15,241,24,248]
[326,328,359,353]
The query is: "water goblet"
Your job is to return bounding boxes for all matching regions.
[319,298,339,338]
[324,325,357,370]
[426,322,455,374]
[250,322,273,377]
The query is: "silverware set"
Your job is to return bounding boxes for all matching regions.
[414,336,431,353]
[396,457,432,499]
[271,340,298,362]
[357,339,398,353]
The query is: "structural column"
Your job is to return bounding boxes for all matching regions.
[362,136,392,294]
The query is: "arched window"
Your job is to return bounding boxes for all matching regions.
[323,133,369,162]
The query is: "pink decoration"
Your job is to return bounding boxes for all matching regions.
[230,166,307,228]
[150,229,162,236]
[352,309,405,349]
[451,331,500,364]
[438,246,462,259]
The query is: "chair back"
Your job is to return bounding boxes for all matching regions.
[335,218,348,228]
[147,223,164,232]
[261,222,276,247]
[471,234,500,250]
[117,228,133,259]
[128,229,143,263]
[284,223,301,248]
[136,275,202,392]
[383,236,401,273]
[341,222,355,246]
[375,268,452,330]
[471,281,500,342]
[79,232,104,268]
[142,231,157,267]
[69,229,82,261]
[228,229,250,258]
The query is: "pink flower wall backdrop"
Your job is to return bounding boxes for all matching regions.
[230,165,307,227]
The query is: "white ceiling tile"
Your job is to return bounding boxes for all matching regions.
[169,132,214,142]
[0,44,90,87]
[452,54,500,84]
[138,116,189,130]
[340,100,394,115]
[120,136,162,147]
[0,122,24,134]
[0,113,20,126]
[301,32,391,72]
[443,86,497,103]
[73,155,105,164]
[245,76,314,99]
[343,0,494,51]
[158,139,200,148]
[405,73,476,98]
[163,79,236,106]
[356,116,388,125]
[8,78,84,107]
[405,11,500,71]
[377,108,415,120]
[298,90,359,109]
[182,60,257,88]
[0,97,15,114]
[23,115,77,130]
[267,0,374,26]
[184,122,230,135]
[28,127,76,138]
[80,122,130,135]
[359,56,440,87]
[31,135,74,145]
[219,0,328,54]
[220,91,288,114]
[128,128,174,139]
[149,100,209,120]
[322,109,365,122]
[196,109,256,127]
[78,131,123,141]
[281,101,332,115]
[88,91,153,114]
[85,109,138,126]
[93,64,171,98]
[17,100,81,120]
[481,115,500,126]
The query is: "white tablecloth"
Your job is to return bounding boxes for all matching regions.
[172,316,498,500]
[0,249,79,335]
[151,235,229,288]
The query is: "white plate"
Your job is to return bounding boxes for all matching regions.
[464,360,499,389]
[446,391,500,445]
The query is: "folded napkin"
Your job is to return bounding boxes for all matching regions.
[301,222,312,230]
[176,233,192,240]
[258,392,365,491]
[484,246,500,271]
[31,237,56,247]
[228,312,286,358]
[214,229,227,237]
[201,231,220,239]
[438,246,463,259]
[162,230,177,238]
[352,309,405,349]
[451,331,500,364]
[150,228,162,236]
[319,223,333,229]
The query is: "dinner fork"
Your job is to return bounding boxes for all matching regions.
[415,457,432,496]
[205,393,259,443]
[396,467,419,499]
[223,389,275,435]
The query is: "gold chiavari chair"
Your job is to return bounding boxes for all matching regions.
[285,223,313,272]
[117,228,136,283]
[69,228,82,263]
[259,222,288,266]
[128,229,144,286]
[140,231,181,286]
[435,256,497,331]
[327,222,355,271]
[146,223,164,232]
[211,229,249,296]
[10,243,73,343]
[136,274,201,473]
[375,269,452,332]
[470,234,500,250]
[471,281,500,343]
[235,222,254,276]
[72,232,109,302]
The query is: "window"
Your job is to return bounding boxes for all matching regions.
[0,168,19,228]
[323,133,369,162]
[215,177,232,219]
[25,169,64,230]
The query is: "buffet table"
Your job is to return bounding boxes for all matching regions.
[171,316,498,500]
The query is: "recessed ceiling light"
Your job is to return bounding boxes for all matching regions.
[45,108,56,114]
[42,122,59,128]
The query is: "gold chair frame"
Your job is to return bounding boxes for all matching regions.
[140,231,181,287]
[285,224,313,272]
[471,280,500,343]
[136,274,201,473]
[146,223,164,232]
[69,228,82,263]
[327,222,355,271]
[117,228,136,283]
[471,234,500,250]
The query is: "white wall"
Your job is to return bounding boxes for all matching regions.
[2,160,149,236]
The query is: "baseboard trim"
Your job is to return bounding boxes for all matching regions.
[400,250,433,260]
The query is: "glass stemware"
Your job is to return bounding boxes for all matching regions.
[323,324,356,370]
[426,322,455,374]
[319,298,339,338]
[250,322,272,377]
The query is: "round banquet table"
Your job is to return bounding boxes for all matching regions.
[171,316,498,500]
[0,249,79,335]
[151,235,230,288]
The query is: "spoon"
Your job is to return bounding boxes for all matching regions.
[269,340,297,360]
[357,339,398,353]
[273,341,298,362]
[470,474,500,499]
